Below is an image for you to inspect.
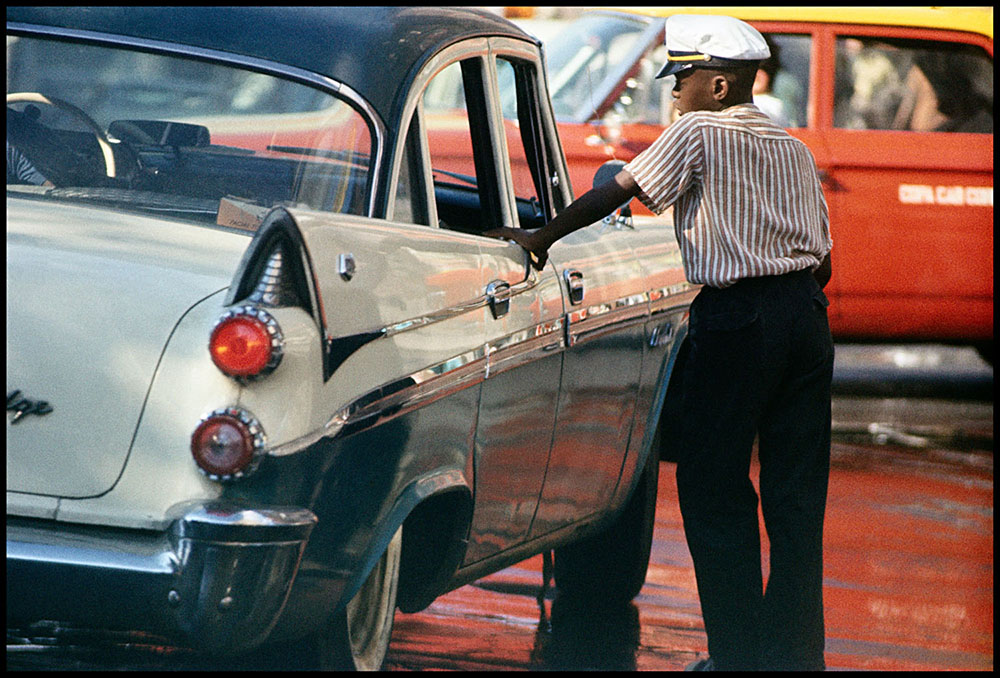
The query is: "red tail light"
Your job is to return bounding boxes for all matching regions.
[191,407,266,481]
[210,306,283,379]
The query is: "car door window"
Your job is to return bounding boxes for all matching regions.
[834,36,993,133]
[422,59,502,234]
[496,56,560,228]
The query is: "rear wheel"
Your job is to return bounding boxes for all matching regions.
[320,527,402,670]
[554,439,660,604]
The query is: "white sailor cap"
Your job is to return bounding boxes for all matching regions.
[655,14,770,79]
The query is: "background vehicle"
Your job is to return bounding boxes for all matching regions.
[530,7,993,356]
[6,7,693,669]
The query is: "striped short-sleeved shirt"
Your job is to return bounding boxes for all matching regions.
[624,103,831,289]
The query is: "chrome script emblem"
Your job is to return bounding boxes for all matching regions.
[7,390,53,424]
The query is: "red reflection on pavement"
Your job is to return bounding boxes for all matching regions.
[387,442,993,671]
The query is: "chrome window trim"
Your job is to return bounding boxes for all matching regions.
[408,101,438,229]
[483,46,518,230]
[489,39,573,207]
[6,21,386,216]
[393,38,492,229]
[488,37,573,214]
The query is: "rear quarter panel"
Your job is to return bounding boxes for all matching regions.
[50,291,240,529]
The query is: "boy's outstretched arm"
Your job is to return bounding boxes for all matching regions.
[484,170,641,270]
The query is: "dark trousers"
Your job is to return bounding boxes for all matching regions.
[673,269,834,671]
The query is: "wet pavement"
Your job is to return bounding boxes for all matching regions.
[385,439,992,671]
[384,344,994,671]
[7,345,993,671]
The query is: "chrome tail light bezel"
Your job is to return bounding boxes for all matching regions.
[210,305,285,382]
[191,406,267,482]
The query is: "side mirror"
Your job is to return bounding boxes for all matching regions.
[593,159,633,230]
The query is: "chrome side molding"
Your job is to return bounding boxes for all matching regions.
[268,282,698,458]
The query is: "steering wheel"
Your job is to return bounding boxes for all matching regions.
[6,92,126,180]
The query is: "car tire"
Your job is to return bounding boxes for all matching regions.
[553,436,659,605]
[320,526,402,670]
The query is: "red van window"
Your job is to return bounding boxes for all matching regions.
[834,37,993,133]
[756,34,811,128]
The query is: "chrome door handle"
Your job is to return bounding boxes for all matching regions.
[486,280,511,319]
[563,269,584,305]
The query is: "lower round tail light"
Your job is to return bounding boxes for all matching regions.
[191,407,266,481]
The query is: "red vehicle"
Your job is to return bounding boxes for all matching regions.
[531,7,993,357]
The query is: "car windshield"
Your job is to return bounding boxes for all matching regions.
[6,34,374,228]
[543,13,650,120]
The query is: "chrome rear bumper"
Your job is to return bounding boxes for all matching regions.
[6,501,317,654]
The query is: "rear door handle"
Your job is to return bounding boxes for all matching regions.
[486,280,511,319]
[563,269,584,305]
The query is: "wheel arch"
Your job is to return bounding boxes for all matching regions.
[337,470,473,615]
[396,484,473,613]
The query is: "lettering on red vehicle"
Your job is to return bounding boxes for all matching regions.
[898,184,993,207]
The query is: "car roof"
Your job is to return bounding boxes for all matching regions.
[6,6,536,124]
[611,6,993,41]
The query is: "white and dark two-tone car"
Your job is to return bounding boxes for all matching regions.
[6,7,696,669]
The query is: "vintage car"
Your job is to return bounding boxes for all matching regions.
[6,6,695,669]
[531,7,993,357]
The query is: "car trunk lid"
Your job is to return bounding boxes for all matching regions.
[6,197,249,498]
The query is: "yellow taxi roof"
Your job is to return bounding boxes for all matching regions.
[611,7,993,41]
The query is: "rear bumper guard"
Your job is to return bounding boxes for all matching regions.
[6,501,317,654]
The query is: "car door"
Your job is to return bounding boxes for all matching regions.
[822,24,993,343]
[529,189,648,537]
[417,43,565,563]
